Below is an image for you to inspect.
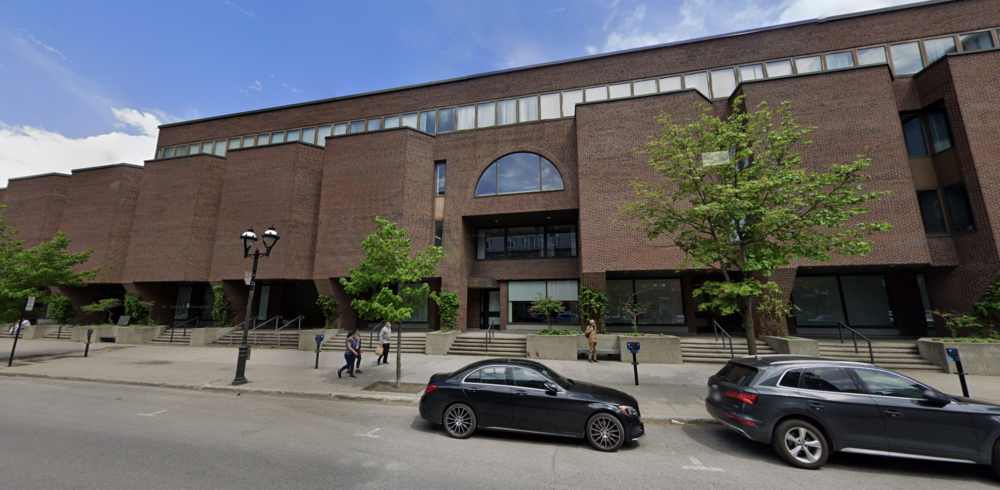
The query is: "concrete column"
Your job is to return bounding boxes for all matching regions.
[499,281,508,330]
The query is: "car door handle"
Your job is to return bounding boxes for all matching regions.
[809,403,824,411]
[466,387,479,393]
[514,390,527,396]
[883,410,902,418]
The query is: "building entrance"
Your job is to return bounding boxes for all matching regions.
[480,289,500,329]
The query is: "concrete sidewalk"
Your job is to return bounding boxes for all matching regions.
[0,338,996,423]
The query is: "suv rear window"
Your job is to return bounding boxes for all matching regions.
[715,362,758,386]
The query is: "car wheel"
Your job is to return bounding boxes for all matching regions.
[442,403,476,439]
[772,419,829,469]
[586,413,625,452]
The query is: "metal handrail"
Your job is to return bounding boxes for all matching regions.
[369,321,386,349]
[250,315,282,344]
[229,319,249,344]
[168,317,200,344]
[275,315,304,333]
[485,318,497,353]
[837,322,875,364]
[713,320,735,359]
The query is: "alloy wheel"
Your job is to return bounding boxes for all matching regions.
[446,406,472,437]
[589,415,622,450]
[783,427,823,464]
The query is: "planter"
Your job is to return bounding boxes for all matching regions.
[762,336,820,357]
[115,326,167,344]
[616,335,682,364]
[575,333,620,351]
[917,338,1000,375]
[299,329,332,351]
[72,325,117,343]
[190,327,235,347]
[527,334,583,360]
[22,324,59,340]
[426,330,461,355]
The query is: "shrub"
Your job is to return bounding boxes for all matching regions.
[578,286,608,331]
[47,295,76,324]
[211,285,236,327]
[431,290,460,331]
[529,294,566,330]
[536,329,578,336]
[316,294,339,329]
[123,294,154,325]
[81,298,121,325]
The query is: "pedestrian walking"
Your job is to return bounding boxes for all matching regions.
[585,319,599,363]
[377,322,391,365]
[353,328,364,374]
[338,327,359,379]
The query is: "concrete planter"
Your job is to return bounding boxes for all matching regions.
[575,333,620,351]
[426,330,461,355]
[115,326,167,344]
[762,336,820,357]
[22,324,59,340]
[190,327,235,347]
[918,338,1000,375]
[72,325,117,343]
[616,335,682,364]
[527,334,583,360]
[299,329,333,351]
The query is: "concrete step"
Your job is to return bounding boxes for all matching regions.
[44,327,75,340]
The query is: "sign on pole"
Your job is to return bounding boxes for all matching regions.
[244,272,252,286]
[25,296,35,311]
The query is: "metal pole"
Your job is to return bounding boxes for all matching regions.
[7,298,29,367]
[315,338,322,369]
[955,357,970,398]
[84,329,93,357]
[631,350,639,386]
[233,250,259,385]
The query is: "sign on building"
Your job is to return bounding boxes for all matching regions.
[701,151,730,167]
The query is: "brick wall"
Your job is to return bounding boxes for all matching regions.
[2,174,70,247]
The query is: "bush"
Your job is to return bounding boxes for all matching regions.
[578,286,608,331]
[47,295,76,324]
[535,329,578,336]
[316,294,339,329]
[81,298,121,325]
[211,285,236,327]
[123,294,154,325]
[431,290,459,331]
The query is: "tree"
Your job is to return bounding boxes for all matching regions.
[81,298,121,325]
[47,295,76,325]
[340,217,442,388]
[316,294,339,329]
[211,284,236,327]
[528,293,566,331]
[123,293,154,325]
[621,98,892,354]
[430,290,460,331]
[617,296,651,336]
[0,205,97,322]
[578,286,609,332]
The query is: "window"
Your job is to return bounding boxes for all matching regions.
[435,163,445,196]
[539,93,560,119]
[633,79,656,95]
[917,190,948,235]
[497,99,516,125]
[890,42,924,74]
[840,276,892,327]
[175,145,187,156]
[765,60,793,77]
[924,36,957,63]
[367,118,382,131]
[561,90,582,117]
[659,76,682,92]
[201,142,214,154]
[716,363,757,386]
[584,86,607,101]
[901,116,929,157]
[512,368,549,390]
[507,226,544,258]
[825,51,855,69]
[853,369,926,399]
[857,46,888,66]
[189,143,200,155]
[476,225,576,259]
[710,68,736,97]
[518,96,538,122]
[242,136,255,148]
[925,111,953,153]
[609,83,631,99]
[546,224,576,257]
[213,140,226,156]
[316,125,332,146]
[684,72,710,98]
[792,275,893,327]
[738,64,764,81]
[433,220,443,247]
[791,276,845,326]
[779,369,802,388]
[795,56,823,74]
[801,368,861,393]
[349,121,365,133]
[401,283,428,322]
[467,366,508,385]
[961,31,995,51]
[606,278,685,325]
[257,134,270,146]
[456,105,475,130]
[155,148,162,159]
[402,113,418,129]
[384,115,400,129]
[228,138,241,150]
[332,123,347,136]
[302,127,317,144]
[163,147,174,158]
[437,108,455,132]
[508,280,578,324]
[475,152,564,196]
[419,111,436,133]
[477,102,496,127]
[286,129,300,142]
[270,132,284,144]
[477,228,505,259]
[945,184,975,233]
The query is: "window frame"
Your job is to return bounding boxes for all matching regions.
[474,152,565,197]
[475,224,578,260]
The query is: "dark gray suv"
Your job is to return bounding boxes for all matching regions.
[706,356,1000,476]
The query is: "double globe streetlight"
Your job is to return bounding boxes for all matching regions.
[232,225,280,386]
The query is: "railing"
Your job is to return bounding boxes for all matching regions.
[837,322,875,365]
[228,319,249,344]
[56,323,73,340]
[369,321,385,349]
[275,315,304,333]
[484,318,497,353]
[713,320,735,359]
[168,317,200,344]
[250,315,282,344]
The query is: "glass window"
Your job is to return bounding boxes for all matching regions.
[316,125,332,147]
[433,220,443,247]
[853,369,926,399]
[201,142,214,154]
[795,56,823,74]
[765,60,793,77]
[635,279,685,325]
[890,42,924,74]
[471,366,508,385]
[155,148,162,159]
[961,31,995,52]
[710,68,737,98]
[401,283,428,322]
[242,136,255,148]
[256,134,269,146]
[286,129,300,142]
[162,147,174,158]
[213,140,225,156]
[945,184,975,233]
[917,190,948,235]
[518,96,538,122]
[825,51,855,69]
[189,143,201,155]
[435,163,445,196]
[419,111,436,133]
[175,145,188,157]
[270,132,284,144]
[456,105,475,130]
[401,113,418,129]
[477,102,496,127]
[716,363,758,386]
[349,121,365,133]
[384,115,400,129]
[585,86,607,101]
[367,118,382,131]
[475,163,497,197]
[545,224,576,257]
[801,368,861,393]
[633,79,656,95]
[541,157,563,191]
[841,276,892,327]
[437,108,455,132]
[497,153,541,194]
[924,36,957,63]
[779,369,802,388]
[609,82,631,98]
[507,226,544,258]
[926,111,953,153]
[684,72,710,98]
[561,90,582,117]
[512,367,549,390]
[659,76,682,92]
[792,276,846,326]
[738,64,764,81]
[539,93,560,119]
[302,127,316,143]
[332,123,347,136]
[228,138,241,150]
[477,228,505,259]
[902,116,929,157]
[857,46,888,66]
[606,280,635,325]
[497,99,516,125]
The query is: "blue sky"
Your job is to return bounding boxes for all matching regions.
[0,0,923,185]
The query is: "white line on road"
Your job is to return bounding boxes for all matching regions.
[354,428,381,438]
[681,456,724,472]
[136,410,168,417]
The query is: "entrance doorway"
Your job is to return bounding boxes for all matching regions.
[480,289,500,329]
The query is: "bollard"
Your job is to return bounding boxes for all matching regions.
[314,334,325,369]
[947,347,970,398]
[626,341,640,386]
[85,328,94,357]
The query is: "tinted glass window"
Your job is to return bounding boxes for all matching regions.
[540,157,564,191]
[512,367,549,389]
[801,368,861,393]
[437,108,455,132]
[477,366,508,385]
[857,47,887,66]
[926,111,953,153]
[535,365,572,389]
[464,369,480,384]
[902,116,928,157]
[475,163,497,197]
[924,37,957,63]
[507,226,544,259]
[419,111,436,133]
[917,190,947,235]
[890,42,924,75]
[779,369,802,388]
[546,224,576,257]
[945,184,975,233]
[961,32,994,52]
[716,362,757,386]
[477,228,505,259]
[853,369,925,399]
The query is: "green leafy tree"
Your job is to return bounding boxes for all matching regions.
[617,296,651,336]
[340,217,442,388]
[81,298,121,325]
[578,286,609,332]
[211,284,236,327]
[123,293,154,325]
[316,294,339,329]
[0,205,97,321]
[528,293,566,331]
[47,295,76,324]
[621,98,892,354]
[430,290,460,331]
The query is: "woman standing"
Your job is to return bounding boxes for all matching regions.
[377,322,392,365]
[338,328,359,379]
[585,319,599,363]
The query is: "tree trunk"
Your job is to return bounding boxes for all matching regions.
[742,297,758,356]
[395,324,402,389]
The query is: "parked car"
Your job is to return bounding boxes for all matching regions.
[420,358,645,451]
[706,356,1000,477]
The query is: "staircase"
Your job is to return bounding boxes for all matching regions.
[44,326,74,340]
[447,332,527,358]
[681,337,777,363]
[321,330,427,354]
[151,328,192,346]
[817,340,939,371]
[213,329,299,349]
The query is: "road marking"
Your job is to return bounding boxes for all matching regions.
[681,457,724,472]
[137,410,168,417]
[354,428,380,438]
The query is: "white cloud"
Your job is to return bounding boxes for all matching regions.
[0,108,162,186]
[282,83,301,93]
[775,0,924,24]
[25,33,67,61]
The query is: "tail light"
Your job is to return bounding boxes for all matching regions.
[725,390,758,405]
[723,412,758,426]
[424,384,438,395]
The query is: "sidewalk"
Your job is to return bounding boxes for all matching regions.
[1,338,997,423]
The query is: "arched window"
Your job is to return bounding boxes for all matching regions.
[475,152,564,196]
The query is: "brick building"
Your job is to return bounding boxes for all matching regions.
[3,0,999,337]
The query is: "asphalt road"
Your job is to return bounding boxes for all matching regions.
[0,378,996,490]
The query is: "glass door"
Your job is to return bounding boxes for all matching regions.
[480,289,500,329]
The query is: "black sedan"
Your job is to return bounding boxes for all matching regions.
[706,356,1000,477]
[419,358,644,451]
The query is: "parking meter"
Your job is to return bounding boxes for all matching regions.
[314,334,325,369]
[85,328,94,357]
[946,347,970,397]
[626,342,641,386]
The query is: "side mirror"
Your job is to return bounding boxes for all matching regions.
[923,389,951,407]
[544,382,560,394]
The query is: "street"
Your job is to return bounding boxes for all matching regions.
[0,377,996,490]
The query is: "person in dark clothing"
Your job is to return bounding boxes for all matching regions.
[338,328,359,379]
[377,322,392,365]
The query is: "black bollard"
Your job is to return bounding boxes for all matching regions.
[7,297,32,367]
[626,341,640,386]
[85,328,94,357]
[947,347,970,398]
[315,334,324,369]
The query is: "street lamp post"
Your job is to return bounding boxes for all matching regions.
[232,226,280,386]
